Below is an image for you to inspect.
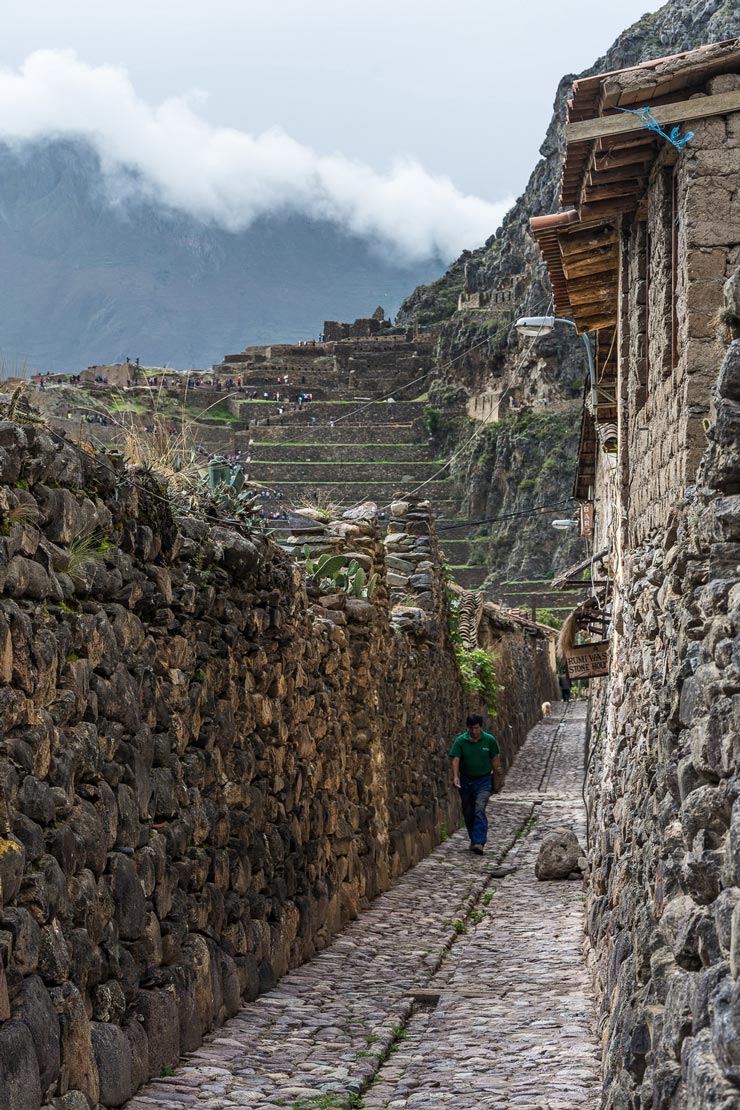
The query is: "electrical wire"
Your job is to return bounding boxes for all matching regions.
[336,299,556,517]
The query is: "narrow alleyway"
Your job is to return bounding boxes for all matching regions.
[126,704,601,1109]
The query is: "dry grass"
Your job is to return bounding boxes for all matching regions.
[292,487,344,519]
[6,500,40,528]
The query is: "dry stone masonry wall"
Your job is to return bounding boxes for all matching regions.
[0,424,554,1109]
[586,341,740,1108]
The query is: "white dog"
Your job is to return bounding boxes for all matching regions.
[541,701,552,719]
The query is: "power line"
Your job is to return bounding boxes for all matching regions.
[436,499,578,532]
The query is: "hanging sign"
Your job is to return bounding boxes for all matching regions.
[580,502,594,539]
[565,640,611,678]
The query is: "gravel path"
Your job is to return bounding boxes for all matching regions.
[125,702,601,1110]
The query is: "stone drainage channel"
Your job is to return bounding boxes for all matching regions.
[126,703,600,1110]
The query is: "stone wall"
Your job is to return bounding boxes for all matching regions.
[626,96,740,547]
[0,422,554,1108]
[586,341,740,1107]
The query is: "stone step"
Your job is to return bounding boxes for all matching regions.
[243,423,425,445]
[437,538,490,565]
[255,479,457,508]
[233,400,427,427]
[209,369,427,396]
[247,461,443,484]
[450,566,489,589]
[248,443,436,463]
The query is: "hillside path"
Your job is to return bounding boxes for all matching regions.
[125,703,601,1109]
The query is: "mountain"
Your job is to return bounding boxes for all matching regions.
[0,139,443,372]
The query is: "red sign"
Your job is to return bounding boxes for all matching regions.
[580,502,594,539]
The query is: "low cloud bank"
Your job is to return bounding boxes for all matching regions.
[0,50,511,261]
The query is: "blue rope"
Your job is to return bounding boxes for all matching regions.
[616,105,694,151]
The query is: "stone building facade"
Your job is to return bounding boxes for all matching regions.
[532,38,740,1108]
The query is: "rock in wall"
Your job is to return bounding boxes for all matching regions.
[586,341,740,1107]
[0,423,554,1107]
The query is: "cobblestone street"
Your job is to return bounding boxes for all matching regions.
[126,703,601,1109]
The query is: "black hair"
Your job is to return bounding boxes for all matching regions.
[466,713,484,727]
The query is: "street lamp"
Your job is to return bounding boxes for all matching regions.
[514,315,596,414]
[551,518,579,530]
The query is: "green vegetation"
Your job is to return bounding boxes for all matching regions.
[443,566,502,714]
[535,608,563,630]
[65,530,109,580]
[440,823,449,842]
[201,401,241,423]
[106,397,147,414]
[275,1095,363,1110]
[515,814,539,840]
[454,647,502,714]
[301,547,379,599]
[447,919,467,935]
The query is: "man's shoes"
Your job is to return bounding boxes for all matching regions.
[472,844,484,855]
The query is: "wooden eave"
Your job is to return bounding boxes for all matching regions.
[533,38,740,335]
[562,38,740,214]
[567,38,740,121]
[531,214,620,334]
[573,386,596,502]
[551,548,609,591]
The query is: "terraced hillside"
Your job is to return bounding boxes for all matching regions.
[28,337,586,605]
[215,337,490,589]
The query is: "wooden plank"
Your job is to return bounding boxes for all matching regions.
[573,312,617,332]
[582,179,646,201]
[588,160,652,182]
[566,89,740,145]
[560,226,619,255]
[561,255,616,281]
[595,132,656,154]
[568,283,617,307]
[594,152,654,174]
[578,196,639,220]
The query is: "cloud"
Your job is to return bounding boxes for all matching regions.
[0,49,511,261]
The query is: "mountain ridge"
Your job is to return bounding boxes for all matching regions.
[0,139,443,372]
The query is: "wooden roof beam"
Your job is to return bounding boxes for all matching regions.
[573,312,618,331]
[568,283,617,307]
[561,255,617,281]
[559,226,618,254]
[566,88,740,145]
[582,179,647,202]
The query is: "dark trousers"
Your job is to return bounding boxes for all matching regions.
[459,773,492,846]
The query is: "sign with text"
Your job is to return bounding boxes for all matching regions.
[580,501,594,539]
[565,640,611,679]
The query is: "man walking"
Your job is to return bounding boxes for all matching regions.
[450,713,501,854]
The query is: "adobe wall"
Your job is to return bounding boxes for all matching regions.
[0,424,554,1108]
[626,92,740,547]
[586,341,740,1107]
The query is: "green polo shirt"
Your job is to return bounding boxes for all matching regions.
[449,730,500,777]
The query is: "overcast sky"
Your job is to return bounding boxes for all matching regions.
[0,0,665,258]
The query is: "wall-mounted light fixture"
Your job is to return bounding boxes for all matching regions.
[514,315,596,415]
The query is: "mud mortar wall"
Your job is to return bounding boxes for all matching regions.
[586,341,740,1107]
[0,424,555,1108]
